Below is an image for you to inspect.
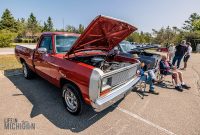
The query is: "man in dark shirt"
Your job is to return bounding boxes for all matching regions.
[172,40,188,68]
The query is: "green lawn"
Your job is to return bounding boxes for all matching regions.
[10,43,36,48]
[0,55,21,70]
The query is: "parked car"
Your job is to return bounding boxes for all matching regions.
[115,41,161,69]
[15,15,141,115]
[157,47,168,52]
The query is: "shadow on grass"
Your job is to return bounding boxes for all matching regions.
[5,72,121,132]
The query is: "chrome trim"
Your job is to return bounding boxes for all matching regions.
[89,68,104,101]
[89,63,140,102]
[37,48,47,54]
[91,76,140,112]
[102,63,139,78]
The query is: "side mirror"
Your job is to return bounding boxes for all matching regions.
[37,48,47,54]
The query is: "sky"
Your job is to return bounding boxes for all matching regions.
[0,0,200,33]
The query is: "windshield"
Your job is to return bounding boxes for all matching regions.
[55,35,78,53]
[120,41,136,52]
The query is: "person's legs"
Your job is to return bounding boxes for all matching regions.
[172,56,178,66]
[177,71,191,89]
[184,62,187,69]
[177,71,183,83]
[146,75,159,95]
[183,55,190,69]
[169,53,173,61]
[140,75,146,82]
[177,56,183,68]
[172,72,178,85]
[171,71,183,91]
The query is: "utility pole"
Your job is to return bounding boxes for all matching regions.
[62,18,65,31]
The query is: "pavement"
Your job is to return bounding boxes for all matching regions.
[0,54,200,135]
[0,45,36,55]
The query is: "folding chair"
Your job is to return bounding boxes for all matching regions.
[156,69,176,87]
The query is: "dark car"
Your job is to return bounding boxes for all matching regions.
[115,41,161,69]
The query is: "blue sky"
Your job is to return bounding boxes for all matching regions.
[0,0,200,32]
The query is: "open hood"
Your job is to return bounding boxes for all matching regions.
[67,15,137,54]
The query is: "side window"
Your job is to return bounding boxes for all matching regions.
[39,36,53,53]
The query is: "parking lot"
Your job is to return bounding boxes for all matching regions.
[0,53,200,135]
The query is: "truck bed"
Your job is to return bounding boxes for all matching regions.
[15,45,36,71]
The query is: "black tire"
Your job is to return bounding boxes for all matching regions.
[22,62,33,79]
[62,83,84,115]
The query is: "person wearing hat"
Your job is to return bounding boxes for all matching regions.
[137,62,159,95]
[132,54,140,59]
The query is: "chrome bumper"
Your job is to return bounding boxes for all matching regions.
[91,76,140,112]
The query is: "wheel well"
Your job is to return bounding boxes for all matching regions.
[20,58,25,63]
[60,78,84,100]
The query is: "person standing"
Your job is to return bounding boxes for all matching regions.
[181,42,192,70]
[172,40,188,68]
[168,43,175,62]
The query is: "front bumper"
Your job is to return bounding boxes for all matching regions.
[91,76,140,112]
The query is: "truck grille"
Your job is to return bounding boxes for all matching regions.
[110,65,137,87]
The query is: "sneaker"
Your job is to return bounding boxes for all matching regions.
[175,86,183,92]
[149,90,159,95]
[180,68,185,70]
[181,84,191,89]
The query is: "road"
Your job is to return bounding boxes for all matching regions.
[0,45,36,55]
[0,54,200,135]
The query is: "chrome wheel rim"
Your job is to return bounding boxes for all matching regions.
[64,88,78,112]
[23,63,28,77]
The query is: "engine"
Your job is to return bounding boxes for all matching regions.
[72,55,131,72]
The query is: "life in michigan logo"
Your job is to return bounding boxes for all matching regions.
[4,118,35,130]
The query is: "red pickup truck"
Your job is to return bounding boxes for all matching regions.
[15,15,141,115]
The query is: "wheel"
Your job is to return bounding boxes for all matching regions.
[22,62,33,79]
[62,83,84,115]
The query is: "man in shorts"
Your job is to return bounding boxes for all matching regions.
[160,55,190,92]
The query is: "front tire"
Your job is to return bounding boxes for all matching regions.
[62,83,84,115]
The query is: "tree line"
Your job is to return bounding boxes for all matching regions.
[0,9,85,47]
[0,8,200,49]
[127,13,200,50]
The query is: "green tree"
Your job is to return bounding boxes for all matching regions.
[16,18,27,37]
[127,32,153,44]
[66,25,77,33]
[42,22,48,32]
[47,17,53,31]
[0,29,17,47]
[27,13,40,37]
[0,9,18,32]
[183,13,200,31]
[77,24,84,34]
[152,26,182,45]
[193,19,200,31]
[42,17,54,32]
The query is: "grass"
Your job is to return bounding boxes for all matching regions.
[0,55,21,70]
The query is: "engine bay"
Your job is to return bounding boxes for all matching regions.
[72,55,132,72]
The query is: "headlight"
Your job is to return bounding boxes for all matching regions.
[101,77,111,92]
[102,78,108,86]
